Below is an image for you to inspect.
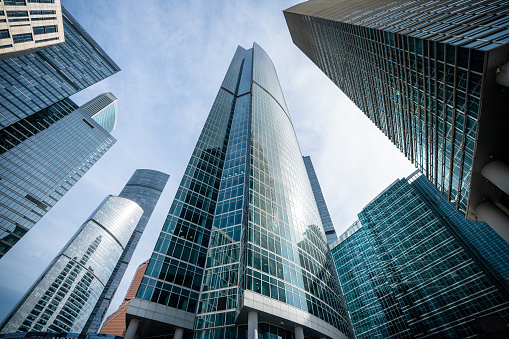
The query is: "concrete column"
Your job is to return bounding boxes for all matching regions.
[248,311,258,339]
[496,61,509,87]
[481,161,509,196]
[295,326,304,339]
[124,319,140,339]
[174,328,184,339]
[476,202,509,243]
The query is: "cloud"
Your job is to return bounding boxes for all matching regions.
[0,0,415,324]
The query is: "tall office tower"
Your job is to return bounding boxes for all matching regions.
[123,43,354,339]
[0,0,65,60]
[0,195,143,334]
[0,5,120,130]
[100,260,150,337]
[82,169,169,335]
[303,156,337,244]
[80,93,119,134]
[0,93,119,258]
[284,1,509,238]
[330,171,509,338]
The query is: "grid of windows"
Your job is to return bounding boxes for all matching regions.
[303,156,337,244]
[330,174,509,338]
[0,6,120,130]
[81,170,169,334]
[284,0,509,218]
[0,196,143,334]
[133,44,353,339]
[136,47,240,321]
[0,98,116,258]
[194,43,353,339]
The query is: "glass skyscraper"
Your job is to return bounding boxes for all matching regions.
[0,194,143,334]
[284,1,509,235]
[0,4,120,258]
[330,171,509,338]
[80,93,119,134]
[123,43,354,339]
[303,156,337,244]
[0,96,117,258]
[81,169,169,335]
[0,5,120,130]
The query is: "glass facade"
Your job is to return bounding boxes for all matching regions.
[81,170,169,334]
[0,98,116,258]
[80,93,119,134]
[284,0,509,220]
[0,6,120,130]
[130,43,353,339]
[0,195,143,334]
[303,156,337,244]
[330,172,509,338]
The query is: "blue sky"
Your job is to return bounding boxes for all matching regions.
[0,0,415,324]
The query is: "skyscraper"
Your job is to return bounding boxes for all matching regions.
[0,194,143,334]
[0,95,118,258]
[0,5,120,130]
[123,43,354,339]
[0,4,120,258]
[330,171,509,338]
[100,260,150,337]
[82,169,169,335]
[284,0,509,237]
[0,0,65,60]
[303,156,337,244]
[80,93,119,134]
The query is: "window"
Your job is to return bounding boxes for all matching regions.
[28,0,55,3]
[4,0,27,5]
[12,33,32,43]
[33,25,58,35]
[31,17,57,21]
[30,10,56,15]
[7,11,28,17]
[0,29,9,40]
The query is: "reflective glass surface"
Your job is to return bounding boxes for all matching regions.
[303,156,337,244]
[80,93,119,134]
[284,0,509,216]
[135,44,353,339]
[82,170,169,334]
[0,196,142,334]
[0,98,116,258]
[330,173,509,338]
[0,6,120,129]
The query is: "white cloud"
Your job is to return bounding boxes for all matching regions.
[0,0,415,325]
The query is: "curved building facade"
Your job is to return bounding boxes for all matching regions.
[80,93,119,133]
[82,169,169,334]
[0,195,143,334]
[126,43,353,339]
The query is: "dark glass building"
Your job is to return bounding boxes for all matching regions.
[0,96,117,258]
[82,170,169,335]
[284,0,509,239]
[0,194,143,334]
[303,156,337,244]
[0,6,120,130]
[330,171,509,338]
[123,43,354,339]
